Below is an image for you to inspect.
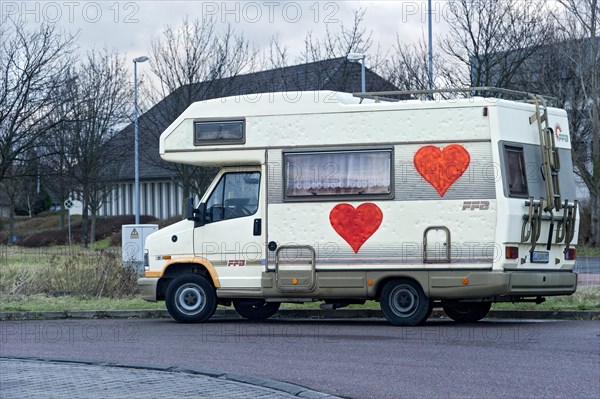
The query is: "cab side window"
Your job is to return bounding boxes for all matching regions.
[205,172,260,223]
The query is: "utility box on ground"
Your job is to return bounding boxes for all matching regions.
[122,224,158,274]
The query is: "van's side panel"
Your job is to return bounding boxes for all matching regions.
[266,138,497,272]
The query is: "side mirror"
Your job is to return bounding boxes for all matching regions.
[186,197,195,221]
[187,198,206,226]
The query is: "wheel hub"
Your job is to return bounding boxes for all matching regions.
[177,285,205,313]
[390,286,418,316]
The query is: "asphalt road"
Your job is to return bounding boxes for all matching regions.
[575,257,600,273]
[1,318,599,398]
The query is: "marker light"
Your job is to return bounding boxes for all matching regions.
[564,248,576,260]
[505,246,519,259]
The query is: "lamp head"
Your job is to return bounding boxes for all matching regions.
[347,53,366,62]
[134,56,149,63]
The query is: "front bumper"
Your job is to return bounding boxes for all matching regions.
[137,277,159,301]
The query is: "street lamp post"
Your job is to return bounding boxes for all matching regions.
[427,0,434,97]
[133,56,149,225]
[347,53,366,94]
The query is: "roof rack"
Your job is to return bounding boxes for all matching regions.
[352,87,558,105]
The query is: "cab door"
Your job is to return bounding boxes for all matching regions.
[194,167,265,289]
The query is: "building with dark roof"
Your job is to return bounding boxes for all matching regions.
[101,57,398,219]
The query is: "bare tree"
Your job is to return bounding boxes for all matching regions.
[265,7,392,94]
[1,171,22,244]
[300,8,373,63]
[59,50,131,245]
[439,0,554,91]
[380,34,446,92]
[0,21,76,184]
[140,17,257,212]
[262,34,290,70]
[551,0,600,246]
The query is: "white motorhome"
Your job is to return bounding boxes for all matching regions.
[137,89,579,326]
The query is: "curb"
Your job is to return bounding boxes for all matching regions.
[0,356,339,399]
[1,308,598,321]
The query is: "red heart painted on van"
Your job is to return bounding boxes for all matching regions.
[413,144,470,197]
[329,203,383,254]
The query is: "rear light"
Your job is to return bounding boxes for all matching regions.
[564,248,576,260]
[505,246,519,259]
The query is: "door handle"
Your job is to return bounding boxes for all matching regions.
[253,219,261,236]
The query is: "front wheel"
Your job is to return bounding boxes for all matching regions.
[380,279,430,326]
[165,274,217,323]
[233,299,280,320]
[442,301,491,323]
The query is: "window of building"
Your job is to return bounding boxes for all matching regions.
[205,172,260,223]
[504,146,528,197]
[194,120,244,145]
[283,149,393,199]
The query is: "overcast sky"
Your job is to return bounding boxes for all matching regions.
[1,1,455,64]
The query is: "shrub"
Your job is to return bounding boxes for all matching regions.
[0,249,138,298]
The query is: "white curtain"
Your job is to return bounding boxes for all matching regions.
[285,151,391,196]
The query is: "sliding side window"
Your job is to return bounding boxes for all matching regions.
[283,149,393,200]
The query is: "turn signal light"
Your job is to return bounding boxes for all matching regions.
[564,248,576,260]
[505,246,519,259]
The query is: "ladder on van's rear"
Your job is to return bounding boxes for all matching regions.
[522,95,577,253]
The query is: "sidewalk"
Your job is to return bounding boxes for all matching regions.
[0,358,338,399]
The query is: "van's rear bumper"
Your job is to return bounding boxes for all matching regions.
[504,270,577,296]
[428,270,577,299]
[137,278,159,301]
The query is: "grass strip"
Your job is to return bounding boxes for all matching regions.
[1,288,598,312]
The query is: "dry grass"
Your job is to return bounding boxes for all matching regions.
[0,248,137,298]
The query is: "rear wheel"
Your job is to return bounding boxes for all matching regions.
[233,299,280,320]
[165,274,217,323]
[380,279,430,326]
[442,301,491,323]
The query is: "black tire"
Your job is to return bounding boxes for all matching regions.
[442,301,491,323]
[380,279,430,326]
[165,274,217,323]
[233,299,280,320]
